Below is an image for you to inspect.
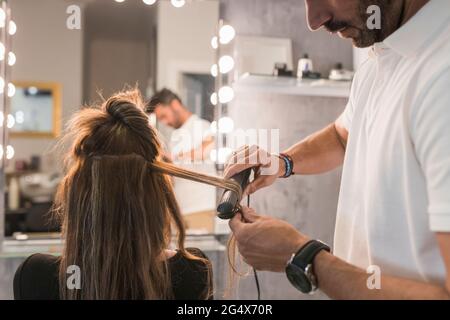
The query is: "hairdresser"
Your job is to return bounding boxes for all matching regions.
[147,89,216,216]
[225,0,450,299]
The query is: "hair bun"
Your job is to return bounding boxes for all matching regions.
[104,91,144,127]
[106,98,131,125]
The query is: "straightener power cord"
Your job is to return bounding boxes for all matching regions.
[246,194,261,301]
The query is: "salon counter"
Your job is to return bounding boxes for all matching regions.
[0,234,228,299]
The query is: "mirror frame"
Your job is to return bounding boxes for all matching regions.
[10,81,62,138]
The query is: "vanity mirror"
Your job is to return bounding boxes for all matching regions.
[10,81,62,138]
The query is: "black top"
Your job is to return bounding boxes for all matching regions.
[14,248,212,300]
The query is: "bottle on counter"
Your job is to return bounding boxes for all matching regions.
[8,177,20,210]
[297,54,314,78]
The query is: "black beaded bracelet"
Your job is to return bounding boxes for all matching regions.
[279,153,294,178]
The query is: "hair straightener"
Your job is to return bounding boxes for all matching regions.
[217,168,252,220]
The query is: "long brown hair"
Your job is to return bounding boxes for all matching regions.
[54,89,241,300]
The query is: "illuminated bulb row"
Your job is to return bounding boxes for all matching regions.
[116,0,185,8]
[0,9,17,161]
[210,24,236,106]
[0,9,17,34]
[0,9,17,65]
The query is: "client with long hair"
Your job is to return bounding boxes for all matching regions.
[13,90,241,300]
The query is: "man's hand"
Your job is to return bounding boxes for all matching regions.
[224,145,285,196]
[229,206,310,272]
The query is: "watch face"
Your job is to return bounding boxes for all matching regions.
[286,264,312,294]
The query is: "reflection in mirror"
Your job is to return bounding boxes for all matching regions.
[10,82,61,138]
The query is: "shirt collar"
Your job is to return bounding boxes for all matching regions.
[379,0,450,58]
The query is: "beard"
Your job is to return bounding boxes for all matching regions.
[172,111,184,129]
[324,0,395,48]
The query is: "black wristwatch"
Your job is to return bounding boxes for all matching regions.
[285,240,331,294]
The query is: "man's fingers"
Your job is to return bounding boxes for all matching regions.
[243,176,269,196]
[229,213,245,236]
[240,206,260,223]
[224,145,262,178]
[224,163,256,179]
[228,145,256,165]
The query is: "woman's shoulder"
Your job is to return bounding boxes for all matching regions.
[169,247,213,300]
[14,253,60,300]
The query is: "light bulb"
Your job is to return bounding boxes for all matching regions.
[219,55,235,74]
[9,21,17,35]
[0,42,5,61]
[211,64,218,77]
[211,36,218,49]
[143,0,157,4]
[219,25,236,44]
[8,83,15,97]
[8,52,16,66]
[6,145,14,160]
[28,87,38,95]
[210,148,233,164]
[115,0,126,2]
[171,0,185,8]
[16,111,25,124]
[0,9,5,28]
[7,114,15,128]
[218,86,234,104]
[218,117,234,133]
[0,77,4,94]
[0,111,4,127]
[210,117,234,134]
[210,92,218,106]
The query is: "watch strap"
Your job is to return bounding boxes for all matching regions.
[291,240,330,270]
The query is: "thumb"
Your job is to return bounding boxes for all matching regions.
[240,206,260,223]
[229,212,245,234]
[243,176,269,196]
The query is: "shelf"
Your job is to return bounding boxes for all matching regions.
[234,74,351,98]
[0,235,225,258]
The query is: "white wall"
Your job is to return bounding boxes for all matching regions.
[10,0,84,172]
[157,1,219,92]
[83,1,157,103]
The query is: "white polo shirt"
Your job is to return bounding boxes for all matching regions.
[170,114,216,215]
[335,0,450,285]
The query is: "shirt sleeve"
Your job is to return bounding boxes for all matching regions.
[411,68,450,232]
[340,99,354,132]
[339,72,360,131]
[199,119,213,141]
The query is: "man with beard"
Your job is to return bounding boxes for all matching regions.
[226,0,450,299]
[147,89,216,219]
